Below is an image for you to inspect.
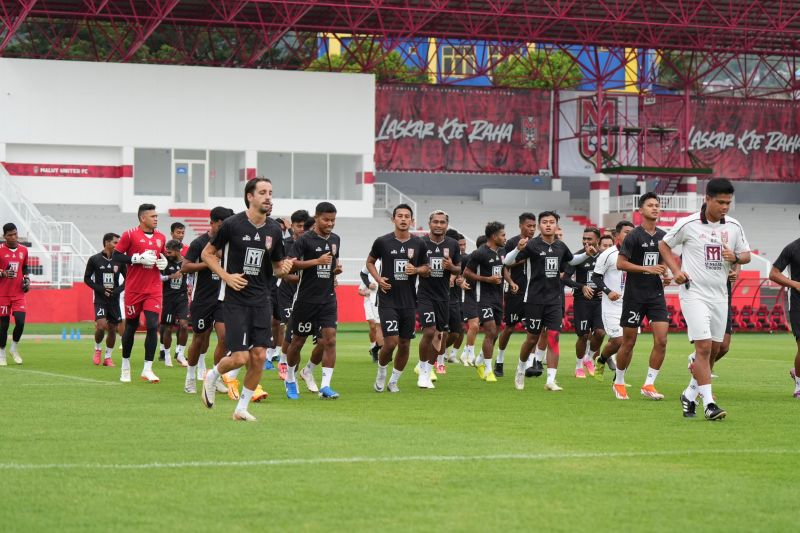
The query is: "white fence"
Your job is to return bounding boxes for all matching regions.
[609,194,706,213]
[373,182,418,222]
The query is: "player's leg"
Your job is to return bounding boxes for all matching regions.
[317,326,338,398]
[158,322,169,363]
[542,305,564,390]
[639,321,668,399]
[119,298,142,382]
[185,327,211,394]
[230,346,267,421]
[515,329,539,390]
[0,309,9,365]
[140,310,161,382]
[94,316,108,365]
[477,308,499,382]
[462,317,479,366]
[615,299,643,386]
[681,300,725,419]
[285,304,312,399]
[103,312,118,365]
[792,337,800,398]
[417,325,436,389]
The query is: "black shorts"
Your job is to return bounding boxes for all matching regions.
[190,299,223,334]
[503,296,525,326]
[379,307,416,340]
[418,298,449,331]
[461,295,478,321]
[448,300,463,333]
[94,301,122,324]
[524,302,563,333]
[290,299,337,337]
[161,297,189,325]
[621,297,669,328]
[573,298,603,335]
[224,302,271,352]
[478,303,503,326]
[790,308,800,340]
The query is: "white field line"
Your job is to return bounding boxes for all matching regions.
[0,367,119,385]
[0,448,797,471]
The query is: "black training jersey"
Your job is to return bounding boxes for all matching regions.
[504,235,528,297]
[774,237,800,310]
[517,236,573,305]
[162,259,188,301]
[564,249,601,301]
[418,235,461,303]
[293,230,341,304]
[369,232,428,309]
[619,226,667,302]
[211,212,285,307]
[277,236,298,303]
[186,233,221,306]
[467,244,504,306]
[83,252,126,305]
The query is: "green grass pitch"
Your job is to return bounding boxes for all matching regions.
[0,328,798,532]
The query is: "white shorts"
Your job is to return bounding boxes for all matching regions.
[363,296,379,322]
[601,301,623,339]
[682,298,727,343]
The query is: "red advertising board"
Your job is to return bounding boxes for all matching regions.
[375,84,551,174]
[2,162,132,178]
[633,211,691,227]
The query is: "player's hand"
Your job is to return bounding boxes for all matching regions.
[727,269,738,282]
[334,261,343,275]
[316,252,333,266]
[662,276,672,286]
[378,277,391,292]
[104,288,113,297]
[674,271,690,285]
[405,263,417,275]
[608,291,621,301]
[490,274,502,285]
[155,254,169,271]
[443,256,455,271]
[582,286,595,299]
[22,276,30,293]
[224,272,248,291]
[647,264,667,276]
[460,279,471,290]
[357,285,369,297]
[369,282,377,290]
[585,244,598,255]
[278,258,294,275]
[510,282,519,294]
[132,250,156,266]
[517,237,529,250]
[722,246,737,262]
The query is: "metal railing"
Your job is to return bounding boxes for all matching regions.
[609,194,706,213]
[373,182,418,222]
[0,164,97,287]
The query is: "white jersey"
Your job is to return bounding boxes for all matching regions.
[663,210,750,303]
[593,246,624,307]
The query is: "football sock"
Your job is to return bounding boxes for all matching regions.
[699,384,714,407]
[684,378,699,402]
[286,364,296,383]
[143,360,153,373]
[389,368,403,384]
[534,347,545,362]
[546,368,557,384]
[497,349,505,364]
[644,367,659,386]
[187,365,197,379]
[484,357,492,373]
[614,368,626,385]
[321,367,334,389]
[237,387,254,412]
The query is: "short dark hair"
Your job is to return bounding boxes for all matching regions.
[3,223,17,235]
[615,220,635,235]
[476,235,488,247]
[290,210,310,224]
[538,210,560,223]
[210,206,234,222]
[303,217,315,231]
[638,192,660,208]
[583,227,601,238]
[165,239,182,252]
[102,232,119,246]
[485,221,504,240]
[137,203,156,219]
[244,177,272,208]
[445,228,461,240]
[706,178,735,198]
[392,203,414,219]
[316,202,337,215]
[519,212,536,224]
[600,234,614,244]
[170,222,185,233]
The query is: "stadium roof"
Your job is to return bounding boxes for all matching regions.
[4,0,800,58]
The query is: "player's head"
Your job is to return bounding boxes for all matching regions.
[290,209,310,238]
[392,204,414,232]
[137,204,158,231]
[582,227,601,249]
[614,220,634,245]
[599,234,613,251]
[244,177,273,215]
[556,225,564,241]
[485,221,506,247]
[446,229,466,254]
[314,202,337,236]
[102,232,120,253]
[518,212,536,238]
[638,192,660,222]
[303,216,315,232]
[3,223,18,247]
[538,211,559,238]
[428,210,449,237]
[209,206,234,237]
[476,235,488,248]
[164,239,182,261]
[170,222,185,242]
[705,178,735,220]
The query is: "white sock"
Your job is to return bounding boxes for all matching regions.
[484,357,492,372]
[11,341,18,351]
[587,349,597,361]
[279,351,287,365]
[228,367,240,379]
[644,367,659,386]
[518,359,527,374]
[104,347,113,359]
[546,367,557,384]
[236,387,254,412]
[378,363,388,379]
[575,357,583,370]
[176,345,185,358]
[467,345,475,358]
[187,365,197,379]
[795,373,800,389]
[286,364,297,383]
[321,367,333,389]
[370,341,377,349]
[614,368,626,385]
[95,342,102,350]
[121,358,130,371]
[143,360,153,373]
[684,378,699,401]
[197,353,206,377]
[534,348,545,362]
[497,349,505,364]
[159,343,165,354]
[475,352,485,366]
[698,384,714,407]
[526,354,533,369]
[688,351,696,363]
[437,353,445,365]
[389,368,403,384]
[206,365,220,384]
[449,347,457,358]
[305,361,317,373]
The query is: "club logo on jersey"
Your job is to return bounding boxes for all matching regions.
[407,248,415,259]
[704,243,723,270]
[443,248,450,259]
[430,257,444,277]
[331,244,337,256]
[243,247,265,275]
[545,257,559,278]
[643,252,659,267]
[394,259,409,281]
[720,231,729,246]
[265,236,272,250]
[156,239,161,247]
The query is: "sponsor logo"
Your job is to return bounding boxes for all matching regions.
[643,252,659,267]
[317,262,332,279]
[704,243,723,270]
[242,235,251,241]
[254,233,261,241]
[545,257,559,278]
[316,247,323,252]
[244,247,265,275]
[430,257,444,277]
[394,259,409,281]
[390,249,398,255]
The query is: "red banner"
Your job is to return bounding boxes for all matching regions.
[2,162,132,178]
[375,85,551,174]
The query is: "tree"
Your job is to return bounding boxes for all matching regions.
[307,37,429,83]
[492,49,583,89]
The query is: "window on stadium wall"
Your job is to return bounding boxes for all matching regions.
[133,148,171,196]
[257,152,363,201]
[209,151,245,198]
[257,152,292,196]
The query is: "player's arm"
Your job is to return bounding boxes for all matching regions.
[502,237,529,266]
[367,255,390,292]
[769,247,800,291]
[112,232,155,267]
[83,259,104,293]
[201,240,246,291]
[562,262,580,289]
[658,240,688,284]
